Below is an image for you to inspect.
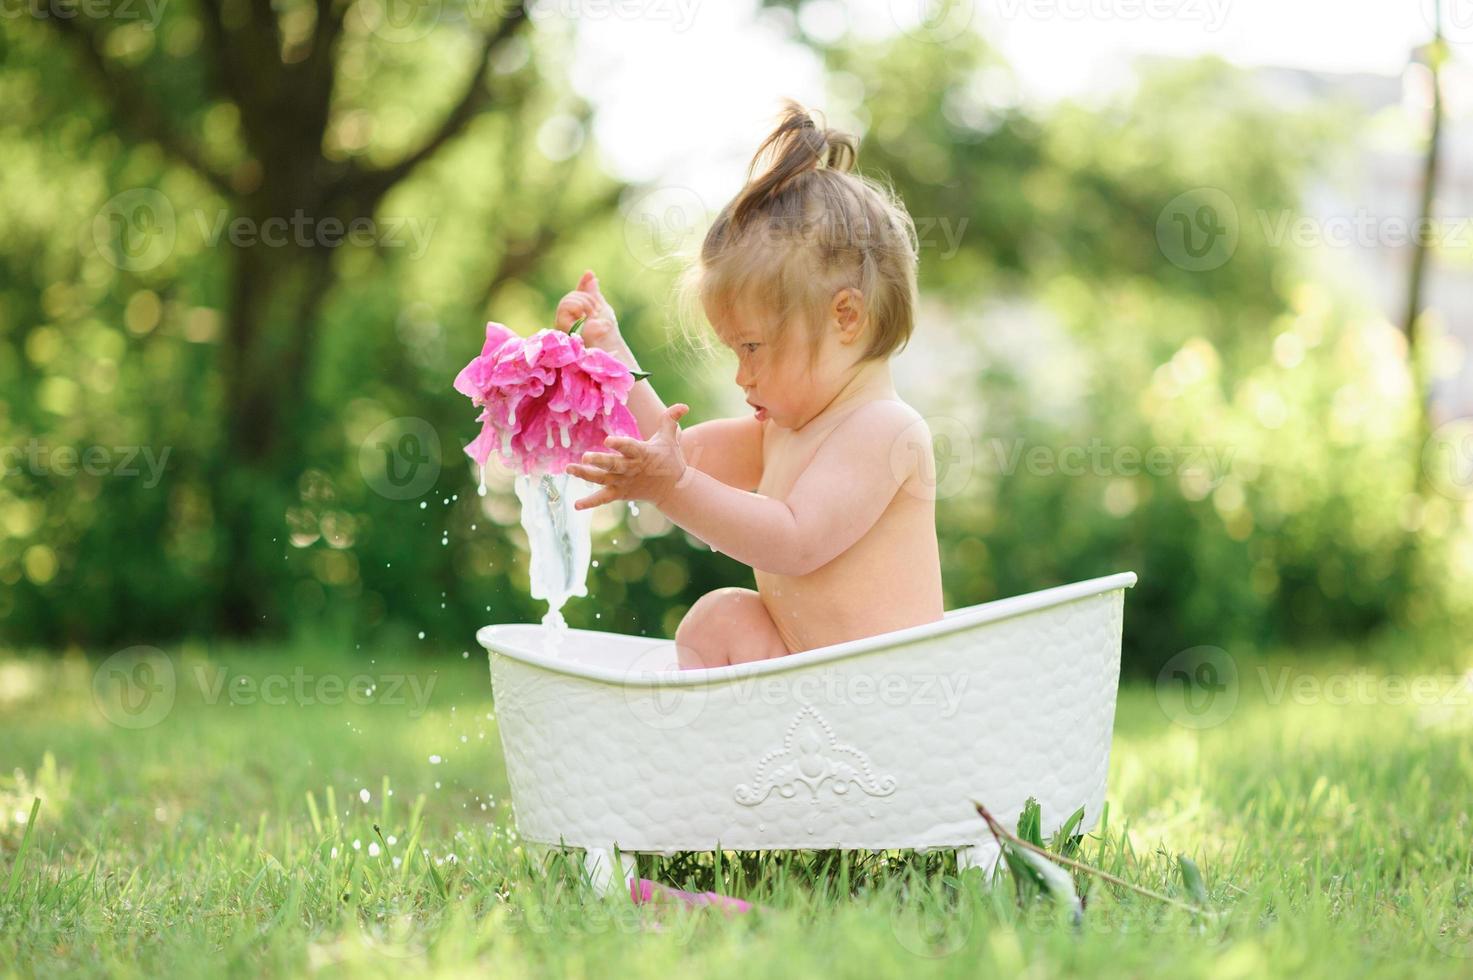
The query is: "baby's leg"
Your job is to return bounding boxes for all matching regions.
[674,587,790,669]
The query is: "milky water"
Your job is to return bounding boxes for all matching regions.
[509,470,595,653]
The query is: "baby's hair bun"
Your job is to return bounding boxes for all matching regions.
[731,99,858,230]
[678,97,919,368]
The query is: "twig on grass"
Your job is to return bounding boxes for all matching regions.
[973,801,1215,918]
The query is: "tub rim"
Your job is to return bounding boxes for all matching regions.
[477,570,1136,689]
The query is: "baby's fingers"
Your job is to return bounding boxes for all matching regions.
[554,294,595,331]
[603,435,645,455]
[580,451,626,472]
[574,487,618,511]
[565,463,612,485]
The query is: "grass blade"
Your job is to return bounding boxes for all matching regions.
[5,797,42,902]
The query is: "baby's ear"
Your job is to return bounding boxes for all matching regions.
[831,287,866,340]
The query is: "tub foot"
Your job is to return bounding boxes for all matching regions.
[956,840,1002,881]
[583,846,636,896]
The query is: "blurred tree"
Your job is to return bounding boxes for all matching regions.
[39,0,623,633]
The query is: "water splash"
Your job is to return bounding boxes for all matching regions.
[513,471,594,654]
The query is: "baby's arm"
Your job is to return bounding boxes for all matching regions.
[656,401,917,576]
[600,348,764,491]
[680,416,764,492]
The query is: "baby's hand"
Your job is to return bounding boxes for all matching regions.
[569,404,691,510]
[555,270,628,362]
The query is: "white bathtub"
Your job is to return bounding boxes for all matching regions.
[477,572,1136,894]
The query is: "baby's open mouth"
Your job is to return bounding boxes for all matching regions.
[747,400,767,421]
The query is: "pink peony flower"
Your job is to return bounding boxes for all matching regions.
[454,321,641,476]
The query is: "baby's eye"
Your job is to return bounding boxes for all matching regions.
[741,342,760,354]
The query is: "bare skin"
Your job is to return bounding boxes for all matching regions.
[554,270,943,669]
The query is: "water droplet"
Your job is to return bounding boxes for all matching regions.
[419,501,428,510]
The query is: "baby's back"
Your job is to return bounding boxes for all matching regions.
[753,398,944,654]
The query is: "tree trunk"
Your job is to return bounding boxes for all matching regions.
[214,233,338,633]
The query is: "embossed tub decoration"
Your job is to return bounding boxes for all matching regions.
[476,572,1137,894]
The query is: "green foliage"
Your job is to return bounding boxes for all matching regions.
[1,14,1468,666]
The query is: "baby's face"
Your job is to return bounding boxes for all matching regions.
[713,301,864,430]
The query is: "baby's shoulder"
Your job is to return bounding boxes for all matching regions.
[835,399,933,485]
[839,397,925,439]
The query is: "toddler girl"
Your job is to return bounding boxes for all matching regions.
[557,100,943,668]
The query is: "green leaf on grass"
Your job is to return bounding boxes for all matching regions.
[1016,797,1045,848]
[1177,855,1209,907]
[1051,805,1087,859]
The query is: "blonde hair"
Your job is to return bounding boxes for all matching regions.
[676,100,919,368]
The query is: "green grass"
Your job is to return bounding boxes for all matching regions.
[1,638,1471,978]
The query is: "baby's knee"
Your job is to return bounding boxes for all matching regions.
[674,611,720,670]
[674,588,753,669]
